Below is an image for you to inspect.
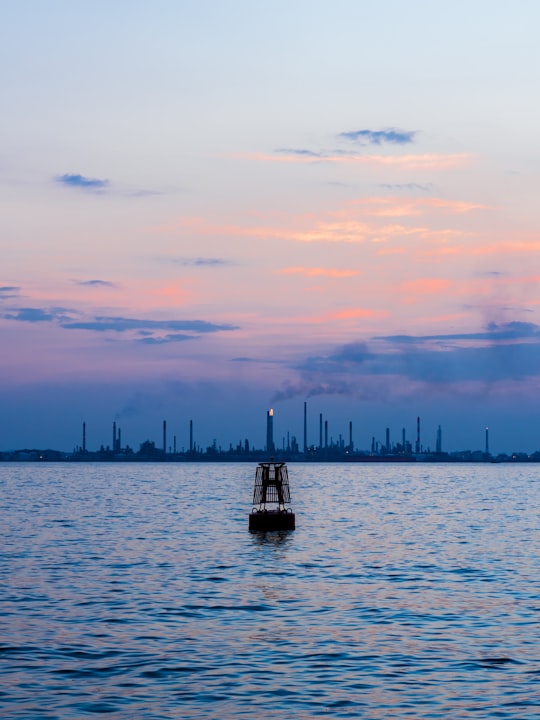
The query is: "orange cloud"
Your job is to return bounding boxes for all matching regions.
[235,152,474,171]
[281,221,466,245]
[349,197,488,217]
[149,195,480,249]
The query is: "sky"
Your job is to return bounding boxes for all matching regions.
[2,0,540,454]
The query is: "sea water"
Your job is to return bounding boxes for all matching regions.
[1,462,539,719]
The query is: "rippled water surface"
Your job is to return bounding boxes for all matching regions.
[1,462,539,718]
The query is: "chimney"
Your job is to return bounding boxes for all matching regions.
[266,409,275,454]
[303,401,307,454]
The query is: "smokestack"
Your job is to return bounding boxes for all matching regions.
[174,435,177,454]
[436,425,442,453]
[113,421,116,453]
[266,409,275,454]
[485,426,489,455]
[190,420,193,452]
[416,416,421,454]
[386,427,390,453]
[82,421,86,453]
[303,401,307,454]
[349,421,353,451]
[163,420,167,453]
[319,413,323,449]
[402,427,406,451]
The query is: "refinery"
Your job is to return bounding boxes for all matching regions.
[2,401,540,463]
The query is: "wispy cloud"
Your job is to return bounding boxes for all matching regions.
[239,152,473,171]
[0,286,21,299]
[350,196,487,217]
[4,308,55,322]
[152,193,480,247]
[61,316,238,334]
[268,128,418,166]
[75,279,117,287]
[380,183,433,192]
[174,257,231,267]
[137,333,196,344]
[2,307,75,323]
[339,128,417,145]
[55,174,169,198]
[55,173,109,190]
[231,356,285,364]
[1,306,239,344]
[127,189,166,198]
[275,148,325,158]
[378,321,540,345]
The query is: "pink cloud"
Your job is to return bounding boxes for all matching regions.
[398,278,453,305]
[279,267,360,278]
[329,307,390,321]
[400,278,452,294]
[287,307,390,326]
[469,240,540,257]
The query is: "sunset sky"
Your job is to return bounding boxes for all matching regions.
[2,1,540,453]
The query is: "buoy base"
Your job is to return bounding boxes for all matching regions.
[249,510,295,532]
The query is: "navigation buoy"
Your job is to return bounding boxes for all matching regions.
[248,461,295,532]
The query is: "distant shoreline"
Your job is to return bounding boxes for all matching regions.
[1,452,538,464]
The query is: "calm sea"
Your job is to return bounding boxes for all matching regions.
[1,462,539,719]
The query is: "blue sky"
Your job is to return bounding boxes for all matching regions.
[2,1,540,453]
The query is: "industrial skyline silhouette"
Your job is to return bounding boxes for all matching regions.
[2,401,538,464]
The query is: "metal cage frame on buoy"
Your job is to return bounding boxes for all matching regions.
[248,461,295,532]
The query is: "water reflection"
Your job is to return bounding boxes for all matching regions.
[1,462,539,718]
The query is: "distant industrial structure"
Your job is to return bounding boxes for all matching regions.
[2,401,540,463]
